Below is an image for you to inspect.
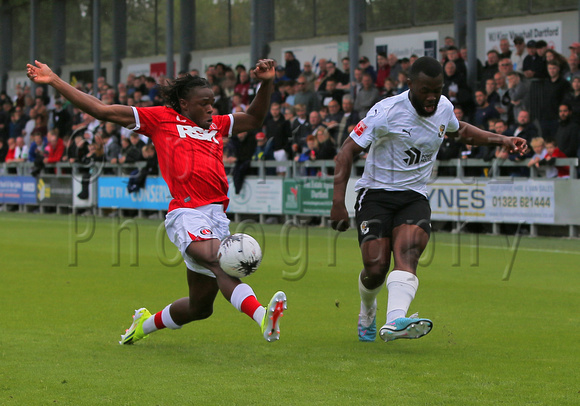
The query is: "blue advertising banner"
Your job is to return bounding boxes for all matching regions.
[0,176,37,204]
[97,177,172,210]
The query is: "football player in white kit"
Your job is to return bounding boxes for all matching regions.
[330,57,526,343]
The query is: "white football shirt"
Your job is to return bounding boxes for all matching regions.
[350,90,459,197]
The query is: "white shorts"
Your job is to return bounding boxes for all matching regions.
[165,205,231,278]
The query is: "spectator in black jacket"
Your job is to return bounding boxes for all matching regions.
[554,103,580,158]
[284,51,301,80]
[540,61,571,140]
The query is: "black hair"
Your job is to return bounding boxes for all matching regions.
[409,56,443,81]
[159,74,211,114]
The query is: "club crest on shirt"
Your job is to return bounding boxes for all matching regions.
[360,221,370,235]
[200,228,212,235]
[354,121,367,137]
[438,124,445,138]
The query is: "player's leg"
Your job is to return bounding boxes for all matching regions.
[126,269,220,343]
[379,196,433,342]
[357,237,391,341]
[185,237,287,342]
[354,189,394,341]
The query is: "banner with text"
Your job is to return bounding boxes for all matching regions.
[98,177,172,210]
[485,21,562,55]
[0,176,37,204]
[427,179,555,224]
[227,177,283,214]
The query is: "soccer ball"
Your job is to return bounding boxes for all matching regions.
[217,233,262,278]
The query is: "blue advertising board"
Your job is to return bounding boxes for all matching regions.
[0,176,37,204]
[97,177,172,210]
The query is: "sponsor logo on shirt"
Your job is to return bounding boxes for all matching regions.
[177,125,219,144]
[353,121,367,136]
[403,148,434,165]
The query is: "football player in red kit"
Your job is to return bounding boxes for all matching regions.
[27,59,287,343]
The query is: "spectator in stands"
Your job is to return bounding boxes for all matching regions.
[507,71,529,122]
[481,50,500,83]
[494,72,510,123]
[541,61,571,140]
[294,74,320,114]
[290,104,312,157]
[52,99,72,138]
[512,36,527,72]
[375,52,390,90]
[66,133,89,164]
[563,76,580,125]
[396,71,409,94]
[28,131,46,164]
[0,137,6,163]
[12,136,29,162]
[354,73,380,118]
[234,70,251,106]
[545,49,569,75]
[499,38,512,59]
[527,137,551,177]
[565,53,580,81]
[539,139,569,178]
[4,137,16,163]
[274,66,290,85]
[264,102,292,176]
[474,90,499,130]
[0,100,13,139]
[381,77,397,99]
[211,84,230,116]
[8,107,28,139]
[284,51,301,80]
[323,99,343,142]
[336,94,360,147]
[446,46,467,78]
[319,78,343,107]
[252,131,274,165]
[230,93,246,113]
[554,103,580,159]
[358,56,376,82]
[510,110,538,145]
[485,78,500,109]
[498,58,514,76]
[300,61,316,92]
[315,125,337,160]
[523,40,547,79]
[388,54,402,82]
[231,131,257,194]
[43,129,64,165]
[437,129,463,176]
[535,40,548,58]
[280,80,296,110]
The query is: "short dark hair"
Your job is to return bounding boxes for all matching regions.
[514,36,524,45]
[159,74,211,114]
[409,57,443,81]
[536,40,547,48]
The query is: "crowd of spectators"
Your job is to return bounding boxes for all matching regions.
[1,41,579,190]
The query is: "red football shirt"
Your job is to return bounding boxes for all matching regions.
[132,106,233,212]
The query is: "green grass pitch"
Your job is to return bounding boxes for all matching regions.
[1,212,579,405]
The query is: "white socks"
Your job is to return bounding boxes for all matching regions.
[386,270,419,323]
[358,273,383,312]
[142,304,182,335]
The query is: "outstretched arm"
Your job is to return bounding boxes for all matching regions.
[330,137,364,232]
[447,120,527,153]
[232,59,275,134]
[27,60,136,129]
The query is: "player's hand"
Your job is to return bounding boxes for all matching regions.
[252,59,275,81]
[330,203,350,232]
[502,136,527,154]
[26,60,55,85]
